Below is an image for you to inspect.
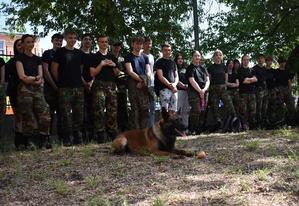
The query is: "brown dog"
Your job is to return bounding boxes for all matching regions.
[111,108,194,157]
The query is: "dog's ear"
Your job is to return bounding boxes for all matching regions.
[161,107,169,120]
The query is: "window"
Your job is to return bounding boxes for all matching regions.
[0,40,5,54]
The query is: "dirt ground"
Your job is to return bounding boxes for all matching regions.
[0,128,298,206]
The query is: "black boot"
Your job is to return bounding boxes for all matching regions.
[107,130,118,142]
[62,134,72,147]
[14,132,24,150]
[39,134,52,149]
[96,131,105,144]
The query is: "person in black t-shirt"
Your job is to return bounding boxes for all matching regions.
[265,56,279,125]
[275,57,296,124]
[208,49,235,126]
[186,51,210,134]
[226,59,240,116]
[125,36,151,129]
[175,53,189,130]
[0,57,5,121]
[5,39,26,149]
[155,43,178,116]
[238,54,257,130]
[252,54,268,127]
[80,33,94,143]
[16,34,50,149]
[90,34,120,142]
[52,30,84,146]
[42,33,63,143]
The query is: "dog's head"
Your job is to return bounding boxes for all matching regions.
[160,108,187,137]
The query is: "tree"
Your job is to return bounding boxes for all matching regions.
[200,0,299,63]
[1,0,203,56]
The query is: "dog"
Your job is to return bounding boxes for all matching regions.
[111,108,194,157]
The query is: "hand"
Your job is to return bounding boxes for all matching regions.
[199,90,205,98]
[136,81,144,89]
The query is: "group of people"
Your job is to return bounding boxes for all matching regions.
[0,29,297,150]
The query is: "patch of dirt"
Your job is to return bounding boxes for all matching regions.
[0,129,298,205]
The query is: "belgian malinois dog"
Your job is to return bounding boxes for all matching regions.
[111,108,194,157]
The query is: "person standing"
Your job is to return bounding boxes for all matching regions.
[252,54,268,127]
[275,57,296,125]
[80,33,94,143]
[142,36,156,127]
[175,53,190,130]
[112,40,129,132]
[90,34,120,143]
[0,57,5,136]
[5,39,26,149]
[16,34,50,149]
[226,59,240,117]
[185,51,210,134]
[238,54,257,130]
[52,30,84,146]
[42,33,63,143]
[155,43,178,116]
[125,36,151,129]
[208,49,236,127]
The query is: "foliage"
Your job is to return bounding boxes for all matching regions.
[0,0,205,57]
[201,0,299,60]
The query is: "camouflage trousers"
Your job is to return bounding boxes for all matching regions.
[209,84,236,120]
[17,83,50,135]
[188,89,206,132]
[0,84,5,120]
[276,86,296,121]
[58,87,84,137]
[227,89,240,116]
[255,88,268,124]
[128,79,150,129]
[239,93,256,127]
[266,88,281,123]
[92,80,118,133]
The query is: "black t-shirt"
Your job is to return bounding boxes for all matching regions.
[207,63,227,85]
[178,68,188,90]
[5,58,19,92]
[275,69,293,87]
[155,58,177,84]
[42,49,57,86]
[238,67,256,94]
[265,68,276,90]
[91,51,118,82]
[52,47,83,88]
[185,63,208,89]
[0,57,4,81]
[15,53,42,77]
[125,53,149,76]
[252,65,267,89]
[82,52,93,82]
[227,72,239,91]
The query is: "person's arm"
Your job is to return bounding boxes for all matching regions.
[203,76,210,92]
[51,61,59,82]
[145,63,151,78]
[43,62,58,90]
[189,77,202,93]
[90,60,108,77]
[34,65,43,86]
[156,69,172,89]
[125,62,143,82]
[288,79,292,90]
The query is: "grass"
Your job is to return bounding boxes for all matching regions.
[255,168,270,181]
[82,146,97,158]
[87,196,111,206]
[152,155,170,163]
[242,140,260,151]
[86,175,101,189]
[277,128,299,141]
[57,159,72,167]
[153,198,166,206]
[50,180,72,196]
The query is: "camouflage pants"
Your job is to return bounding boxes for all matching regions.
[128,79,150,129]
[239,93,256,127]
[267,89,280,123]
[58,87,84,137]
[256,88,268,124]
[227,89,240,116]
[17,83,50,135]
[92,80,118,133]
[0,84,5,120]
[276,86,296,121]
[178,89,189,128]
[188,89,205,132]
[209,84,236,120]
[117,85,129,131]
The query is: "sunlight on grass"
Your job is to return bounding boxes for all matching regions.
[276,128,299,141]
[255,168,270,181]
[242,140,260,151]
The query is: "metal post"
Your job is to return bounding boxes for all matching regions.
[192,0,200,51]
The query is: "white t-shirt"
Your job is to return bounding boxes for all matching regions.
[143,53,155,86]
